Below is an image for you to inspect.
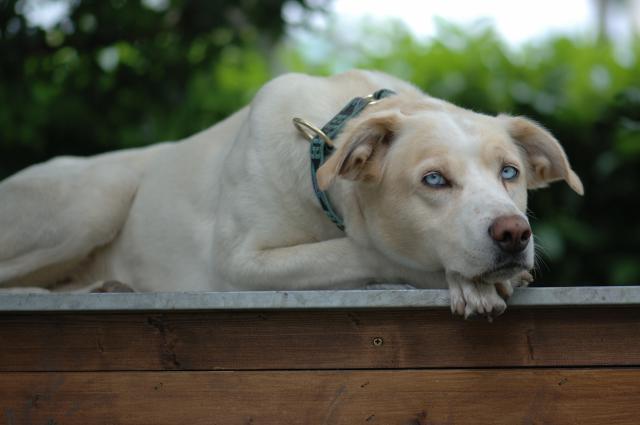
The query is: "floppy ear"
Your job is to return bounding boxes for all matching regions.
[316,112,401,191]
[500,115,584,195]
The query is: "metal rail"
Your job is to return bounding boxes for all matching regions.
[0,286,638,312]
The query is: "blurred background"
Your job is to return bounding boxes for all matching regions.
[1,0,638,285]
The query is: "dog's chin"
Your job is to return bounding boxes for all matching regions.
[474,261,529,284]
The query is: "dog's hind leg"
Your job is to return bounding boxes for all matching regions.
[89,280,135,293]
[0,287,51,293]
[0,153,141,288]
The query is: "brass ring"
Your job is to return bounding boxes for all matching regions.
[363,93,381,105]
[292,117,335,148]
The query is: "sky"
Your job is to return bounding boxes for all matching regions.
[22,0,636,45]
[330,0,593,44]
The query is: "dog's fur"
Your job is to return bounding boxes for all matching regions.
[0,70,583,317]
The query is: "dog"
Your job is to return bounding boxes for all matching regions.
[0,70,583,318]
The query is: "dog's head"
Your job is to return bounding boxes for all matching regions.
[317,97,583,282]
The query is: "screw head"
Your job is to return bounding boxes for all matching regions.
[372,337,384,347]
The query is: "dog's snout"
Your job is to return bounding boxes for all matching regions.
[488,215,531,254]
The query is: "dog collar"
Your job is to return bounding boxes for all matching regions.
[292,88,396,231]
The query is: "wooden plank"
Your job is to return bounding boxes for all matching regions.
[1,369,639,425]
[1,308,640,371]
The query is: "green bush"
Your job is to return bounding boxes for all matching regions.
[282,20,640,285]
[0,0,291,176]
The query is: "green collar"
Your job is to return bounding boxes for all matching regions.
[293,89,396,231]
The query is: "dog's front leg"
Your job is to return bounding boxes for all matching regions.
[221,237,393,290]
[446,272,507,320]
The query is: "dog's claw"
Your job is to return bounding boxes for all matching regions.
[464,307,476,320]
[495,281,514,300]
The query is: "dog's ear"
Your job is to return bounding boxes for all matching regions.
[317,112,401,190]
[499,115,584,195]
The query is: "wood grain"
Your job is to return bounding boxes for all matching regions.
[2,369,639,425]
[1,307,639,371]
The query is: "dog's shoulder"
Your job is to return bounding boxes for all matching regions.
[254,70,423,101]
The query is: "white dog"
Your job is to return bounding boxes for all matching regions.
[0,70,583,317]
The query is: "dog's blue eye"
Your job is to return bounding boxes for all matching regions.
[501,165,519,181]
[422,172,448,188]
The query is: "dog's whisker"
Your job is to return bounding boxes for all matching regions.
[526,208,538,220]
[533,249,550,276]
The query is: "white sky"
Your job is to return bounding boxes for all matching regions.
[331,0,593,44]
[23,0,636,45]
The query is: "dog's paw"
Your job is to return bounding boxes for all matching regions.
[512,270,534,288]
[90,280,135,293]
[494,270,534,301]
[448,275,507,321]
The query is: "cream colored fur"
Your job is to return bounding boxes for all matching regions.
[0,70,582,317]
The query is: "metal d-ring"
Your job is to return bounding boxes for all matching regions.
[363,93,382,105]
[292,117,335,148]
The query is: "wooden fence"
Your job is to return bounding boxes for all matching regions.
[1,287,639,424]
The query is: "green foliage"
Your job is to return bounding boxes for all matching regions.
[0,0,294,175]
[282,19,640,285]
[1,5,638,285]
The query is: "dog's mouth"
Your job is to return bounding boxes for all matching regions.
[475,260,528,283]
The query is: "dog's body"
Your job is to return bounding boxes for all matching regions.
[0,70,582,317]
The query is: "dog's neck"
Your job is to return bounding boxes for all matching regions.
[294,89,397,232]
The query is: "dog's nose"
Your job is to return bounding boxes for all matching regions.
[489,215,531,254]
